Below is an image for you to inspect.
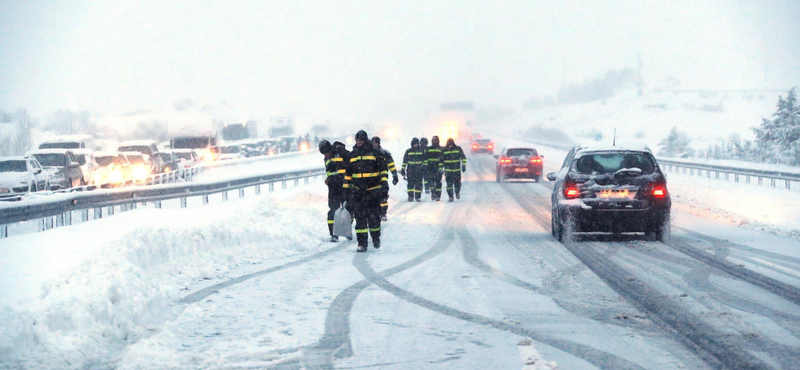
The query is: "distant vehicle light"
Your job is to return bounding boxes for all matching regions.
[530,158,542,163]
[652,186,667,198]
[499,157,512,164]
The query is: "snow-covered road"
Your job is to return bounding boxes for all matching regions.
[119,153,800,369]
[4,143,800,369]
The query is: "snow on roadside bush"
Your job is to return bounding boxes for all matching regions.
[0,187,328,369]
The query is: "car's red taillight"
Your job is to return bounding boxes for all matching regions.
[499,157,512,164]
[564,181,580,199]
[530,157,542,164]
[472,144,478,149]
[651,185,667,198]
[488,144,493,149]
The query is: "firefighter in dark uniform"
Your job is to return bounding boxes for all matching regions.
[419,137,429,194]
[401,138,424,202]
[425,136,444,201]
[319,140,349,241]
[344,130,388,253]
[442,138,467,202]
[371,136,399,221]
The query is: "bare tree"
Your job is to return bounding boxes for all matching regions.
[13,109,34,155]
[0,135,12,156]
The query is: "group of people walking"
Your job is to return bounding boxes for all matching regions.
[319,130,466,253]
[402,136,467,202]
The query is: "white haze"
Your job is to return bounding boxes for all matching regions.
[1,0,799,130]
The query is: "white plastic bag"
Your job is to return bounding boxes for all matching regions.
[333,202,352,239]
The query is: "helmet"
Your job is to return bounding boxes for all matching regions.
[446,138,455,147]
[411,137,419,147]
[432,136,440,146]
[318,139,332,154]
[355,130,369,142]
[420,137,428,146]
[371,136,381,146]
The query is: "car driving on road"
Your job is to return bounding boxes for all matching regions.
[0,156,50,199]
[27,149,84,190]
[122,152,152,184]
[495,147,544,182]
[471,138,494,154]
[547,145,671,242]
[117,140,165,173]
[92,151,131,187]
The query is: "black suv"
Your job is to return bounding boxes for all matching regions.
[547,145,671,241]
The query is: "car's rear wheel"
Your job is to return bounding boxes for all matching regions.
[646,213,671,242]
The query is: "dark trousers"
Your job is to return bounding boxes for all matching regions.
[380,194,389,216]
[406,168,423,200]
[352,190,381,246]
[445,171,462,199]
[428,169,442,199]
[327,185,345,236]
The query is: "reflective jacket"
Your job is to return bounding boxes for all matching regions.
[325,142,349,187]
[402,146,425,175]
[425,144,444,172]
[344,142,388,193]
[442,145,466,173]
[375,147,398,180]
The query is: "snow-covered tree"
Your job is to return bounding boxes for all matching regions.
[658,127,692,157]
[752,87,800,164]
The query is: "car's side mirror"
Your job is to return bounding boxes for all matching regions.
[540,155,545,158]
[546,172,557,181]
[493,155,499,159]
[34,168,42,174]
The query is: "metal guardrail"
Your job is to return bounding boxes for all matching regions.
[0,167,325,239]
[517,137,800,190]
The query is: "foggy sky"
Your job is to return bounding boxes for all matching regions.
[1,0,799,127]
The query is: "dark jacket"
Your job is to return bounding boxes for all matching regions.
[375,146,398,179]
[344,141,388,195]
[442,144,466,173]
[425,144,444,173]
[325,141,349,187]
[402,146,425,177]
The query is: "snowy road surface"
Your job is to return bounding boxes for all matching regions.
[122,153,800,369]
[3,144,800,369]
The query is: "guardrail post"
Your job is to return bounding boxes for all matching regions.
[38,218,45,232]
[107,206,115,216]
[180,197,187,208]
[202,195,209,205]
[239,188,245,198]
[758,176,763,185]
[270,182,275,192]
[94,207,102,219]
[304,177,309,184]
[771,178,776,187]
[282,181,287,189]
[66,211,73,226]
[734,174,739,182]
[715,171,719,179]
[155,201,161,209]
[82,209,89,222]
[222,191,228,201]
[0,224,7,238]
[294,179,299,186]
[689,168,694,176]
[56,214,64,227]
[787,180,791,190]
[724,172,729,180]
[131,202,137,210]
[255,184,261,195]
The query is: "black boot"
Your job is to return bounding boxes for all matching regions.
[357,244,367,253]
[408,194,414,202]
[373,239,381,249]
[456,192,460,200]
[448,197,454,202]
[329,235,338,242]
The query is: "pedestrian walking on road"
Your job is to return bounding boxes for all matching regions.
[344,130,389,252]
[320,140,350,241]
[371,136,399,221]
[425,136,444,201]
[442,138,466,202]
[419,137,430,194]
[401,138,425,202]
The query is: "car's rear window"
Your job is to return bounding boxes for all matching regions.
[574,152,655,174]
[175,152,193,160]
[32,154,65,167]
[126,155,144,165]
[0,161,27,172]
[477,139,491,144]
[506,148,537,157]
[40,142,80,149]
[96,156,118,166]
[118,146,151,155]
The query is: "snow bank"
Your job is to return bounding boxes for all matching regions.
[0,186,329,369]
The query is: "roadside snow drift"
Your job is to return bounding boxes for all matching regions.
[0,186,329,369]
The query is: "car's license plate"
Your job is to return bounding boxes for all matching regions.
[0,188,8,193]
[597,189,635,199]
[514,168,529,172]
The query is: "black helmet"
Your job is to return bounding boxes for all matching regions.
[411,137,419,146]
[371,136,381,146]
[432,136,440,146]
[355,130,369,142]
[420,137,428,146]
[318,139,331,154]
[446,138,455,146]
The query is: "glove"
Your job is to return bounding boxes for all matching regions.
[462,165,466,172]
[400,168,406,177]
[392,176,399,185]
